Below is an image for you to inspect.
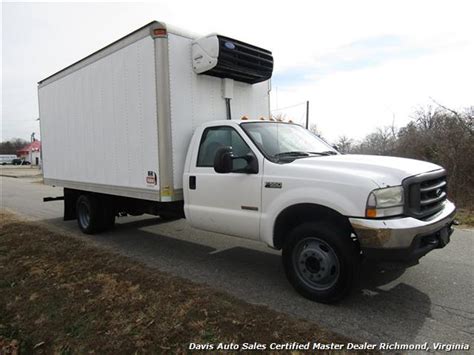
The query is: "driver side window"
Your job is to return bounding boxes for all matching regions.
[197,126,252,170]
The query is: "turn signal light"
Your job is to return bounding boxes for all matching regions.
[366,208,377,218]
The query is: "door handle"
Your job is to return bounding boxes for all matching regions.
[189,176,196,190]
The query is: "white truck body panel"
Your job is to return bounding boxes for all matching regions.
[39,36,160,200]
[38,22,270,202]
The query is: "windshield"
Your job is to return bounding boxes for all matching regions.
[241,122,337,162]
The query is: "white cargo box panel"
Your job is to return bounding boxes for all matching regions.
[38,21,271,202]
[39,33,161,201]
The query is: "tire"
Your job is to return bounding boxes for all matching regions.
[282,222,360,303]
[76,194,102,234]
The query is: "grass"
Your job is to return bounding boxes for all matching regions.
[456,208,474,227]
[0,211,358,354]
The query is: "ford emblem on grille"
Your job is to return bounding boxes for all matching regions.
[224,41,236,49]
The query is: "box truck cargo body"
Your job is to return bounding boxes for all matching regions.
[39,21,271,202]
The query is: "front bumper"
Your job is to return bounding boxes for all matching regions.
[350,200,456,263]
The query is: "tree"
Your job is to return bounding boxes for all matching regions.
[335,135,353,154]
[0,138,28,155]
[309,123,322,137]
[349,105,473,207]
[351,126,397,155]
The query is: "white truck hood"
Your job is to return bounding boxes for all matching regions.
[290,154,442,187]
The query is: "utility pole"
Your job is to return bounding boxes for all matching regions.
[305,100,309,129]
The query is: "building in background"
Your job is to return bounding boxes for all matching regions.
[17,140,41,165]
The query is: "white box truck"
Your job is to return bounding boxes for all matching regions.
[39,21,456,303]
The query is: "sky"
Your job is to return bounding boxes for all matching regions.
[1,0,473,142]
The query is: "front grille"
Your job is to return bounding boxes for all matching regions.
[403,169,448,219]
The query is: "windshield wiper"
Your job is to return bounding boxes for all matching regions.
[309,150,338,156]
[274,151,311,158]
[273,151,338,162]
[276,151,337,157]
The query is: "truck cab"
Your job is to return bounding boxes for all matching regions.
[183,119,456,302]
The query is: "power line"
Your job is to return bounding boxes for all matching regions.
[271,101,307,112]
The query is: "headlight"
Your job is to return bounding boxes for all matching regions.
[366,186,404,218]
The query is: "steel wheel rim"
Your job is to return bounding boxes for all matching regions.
[78,202,90,229]
[292,237,340,291]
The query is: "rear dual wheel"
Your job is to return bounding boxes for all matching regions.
[282,222,359,303]
[76,194,115,234]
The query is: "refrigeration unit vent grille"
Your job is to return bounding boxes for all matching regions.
[192,35,273,84]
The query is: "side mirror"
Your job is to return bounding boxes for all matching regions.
[243,155,259,174]
[213,147,258,174]
[214,147,233,173]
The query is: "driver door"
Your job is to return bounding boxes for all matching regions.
[185,125,262,240]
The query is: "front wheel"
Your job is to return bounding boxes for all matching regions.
[282,222,360,303]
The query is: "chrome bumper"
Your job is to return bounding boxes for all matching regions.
[350,200,456,261]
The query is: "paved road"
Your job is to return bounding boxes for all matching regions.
[1,176,473,346]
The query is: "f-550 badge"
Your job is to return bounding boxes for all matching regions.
[265,182,282,189]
